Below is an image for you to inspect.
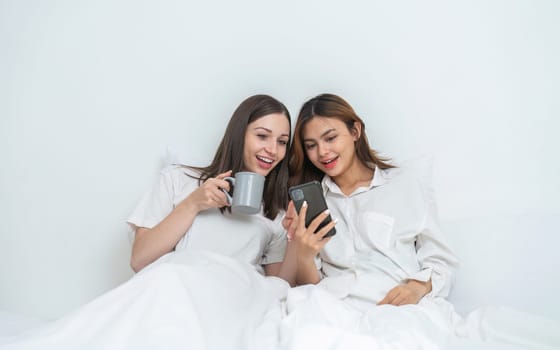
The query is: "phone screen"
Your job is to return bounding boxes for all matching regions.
[288,181,336,238]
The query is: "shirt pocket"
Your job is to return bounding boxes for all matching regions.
[358,212,396,250]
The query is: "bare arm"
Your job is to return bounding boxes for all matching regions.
[288,201,335,285]
[264,200,336,286]
[130,171,232,272]
[296,253,322,285]
[263,236,322,286]
[263,241,297,286]
[131,198,201,272]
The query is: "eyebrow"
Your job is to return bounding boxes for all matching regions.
[303,128,336,142]
[254,126,289,138]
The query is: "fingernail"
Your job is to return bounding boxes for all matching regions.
[302,201,308,207]
[333,218,338,224]
[323,209,330,215]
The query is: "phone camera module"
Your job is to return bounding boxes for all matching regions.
[291,189,304,201]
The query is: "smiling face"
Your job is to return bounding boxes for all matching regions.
[242,113,291,176]
[302,116,360,179]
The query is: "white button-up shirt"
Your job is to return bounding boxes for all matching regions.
[127,165,287,273]
[318,165,459,302]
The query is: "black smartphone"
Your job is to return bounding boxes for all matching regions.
[288,181,336,238]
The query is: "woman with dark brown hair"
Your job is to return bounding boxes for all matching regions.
[130,94,295,277]
[2,95,298,350]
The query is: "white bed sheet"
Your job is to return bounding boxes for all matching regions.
[1,250,559,350]
[0,251,288,350]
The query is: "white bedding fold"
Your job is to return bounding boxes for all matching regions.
[1,251,558,350]
[0,251,289,350]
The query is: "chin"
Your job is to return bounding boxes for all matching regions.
[247,166,270,177]
[323,168,342,178]
[257,170,270,177]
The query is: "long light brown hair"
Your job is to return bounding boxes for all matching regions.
[289,93,395,187]
[186,95,291,220]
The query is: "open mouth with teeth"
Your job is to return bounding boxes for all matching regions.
[321,156,338,170]
[256,155,274,169]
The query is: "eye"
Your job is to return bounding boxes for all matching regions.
[305,143,316,150]
[326,135,337,143]
[257,134,268,140]
[278,140,288,146]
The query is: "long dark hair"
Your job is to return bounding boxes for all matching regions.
[289,93,395,187]
[185,94,291,220]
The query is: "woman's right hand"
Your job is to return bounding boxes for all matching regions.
[293,201,336,261]
[183,170,232,212]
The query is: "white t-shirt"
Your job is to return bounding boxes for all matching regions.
[318,165,459,302]
[127,165,287,273]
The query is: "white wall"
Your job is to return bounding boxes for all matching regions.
[1,0,559,320]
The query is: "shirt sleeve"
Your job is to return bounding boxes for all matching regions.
[410,177,460,298]
[260,213,288,265]
[126,167,176,237]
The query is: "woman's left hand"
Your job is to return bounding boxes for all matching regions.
[377,279,432,306]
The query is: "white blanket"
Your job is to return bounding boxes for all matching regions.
[1,251,558,350]
[264,285,559,350]
[0,252,288,350]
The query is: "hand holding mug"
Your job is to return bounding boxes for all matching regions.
[188,170,232,212]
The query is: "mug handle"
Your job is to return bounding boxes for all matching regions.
[222,177,235,204]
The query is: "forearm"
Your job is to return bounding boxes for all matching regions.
[265,242,298,286]
[131,199,200,272]
[296,256,321,285]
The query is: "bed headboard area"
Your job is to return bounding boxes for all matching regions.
[443,214,560,321]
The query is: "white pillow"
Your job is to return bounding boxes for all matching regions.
[165,145,212,168]
[395,154,435,191]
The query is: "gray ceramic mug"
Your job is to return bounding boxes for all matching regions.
[223,172,265,215]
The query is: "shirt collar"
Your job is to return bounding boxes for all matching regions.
[321,165,388,196]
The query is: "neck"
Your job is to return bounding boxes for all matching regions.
[332,161,374,196]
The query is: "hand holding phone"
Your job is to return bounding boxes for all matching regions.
[288,181,336,238]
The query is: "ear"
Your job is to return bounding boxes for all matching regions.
[351,121,362,141]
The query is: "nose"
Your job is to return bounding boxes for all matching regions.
[265,140,277,156]
[317,142,329,157]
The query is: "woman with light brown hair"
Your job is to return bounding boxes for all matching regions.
[288,93,396,189]
[285,93,458,304]
[280,93,558,349]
